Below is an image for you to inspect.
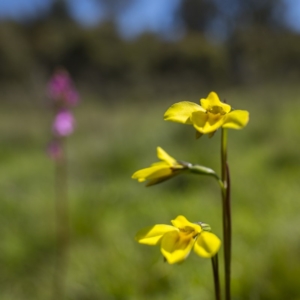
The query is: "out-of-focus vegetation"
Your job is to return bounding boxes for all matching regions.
[1,83,300,300]
[1,0,300,299]
[1,0,300,101]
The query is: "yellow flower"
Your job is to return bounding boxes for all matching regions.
[135,215,221,264]
[132,147,185,186]
[164,91,249,135]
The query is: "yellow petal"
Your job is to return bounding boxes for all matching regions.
[146,171,181,186]
[132,165,172,182]
[156,147,177,166]
[171,215,201,233]
[200,92,231,113]
[164,101,205,124]
[191,111,225,134]
[150,161,170,167]
[135,225,178,245]
[194,231,221,258]
[222,110,249,129]
[190,110,207,131]
[161,231,195,264]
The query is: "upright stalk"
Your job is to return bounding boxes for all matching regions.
[211,254,221,300]
[53,138,69,300]
[221,128,231,300]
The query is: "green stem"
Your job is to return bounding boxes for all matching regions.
[221,128,231,300]
[211,254,221,300]
[53,138,69,300]
[226,163,232,284]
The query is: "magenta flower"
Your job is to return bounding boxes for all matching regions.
[46,69,79,159]
[47,140,63,160]
[47,69,79,106]
[53,110,75,137]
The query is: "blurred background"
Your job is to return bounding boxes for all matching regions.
[1,0,300,299]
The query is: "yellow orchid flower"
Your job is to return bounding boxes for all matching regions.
[164,91,249,135]
[132,147,185,186]
[135,215,221,264]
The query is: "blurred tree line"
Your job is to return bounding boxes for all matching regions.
[1,0,300,98]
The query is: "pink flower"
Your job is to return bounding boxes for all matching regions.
[47,69,79,106]
[47,140,63,160]
[53,110,75,137]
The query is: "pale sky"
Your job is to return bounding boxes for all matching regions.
[0,0,299,38]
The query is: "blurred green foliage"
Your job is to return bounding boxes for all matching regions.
[0,82,300,299]
[0,0,300,99]
[1,1,300,298]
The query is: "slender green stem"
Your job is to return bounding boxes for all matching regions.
[221,128,231,300]
[211,254,221,300]
[221,129,227,181]
[53,139,69,300]
[225,163,232,280]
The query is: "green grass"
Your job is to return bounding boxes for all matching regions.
[1,82,300,299]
